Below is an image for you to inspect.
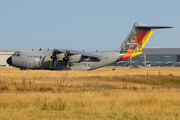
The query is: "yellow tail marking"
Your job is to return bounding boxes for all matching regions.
[131,52,142,57]
[140,31,154,51]
[131,30,154,57]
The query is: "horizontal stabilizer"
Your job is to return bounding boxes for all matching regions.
[136,26,173,29]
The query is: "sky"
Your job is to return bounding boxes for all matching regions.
[0,0,179,52]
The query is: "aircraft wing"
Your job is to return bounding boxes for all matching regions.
[57,49,103,58]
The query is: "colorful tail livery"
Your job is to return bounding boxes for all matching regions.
[117,23,172,61]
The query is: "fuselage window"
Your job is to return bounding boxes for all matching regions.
[12,52,20,57]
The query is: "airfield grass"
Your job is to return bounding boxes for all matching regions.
[0,67,180,119]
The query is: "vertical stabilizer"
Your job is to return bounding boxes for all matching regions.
[117,23,172,61]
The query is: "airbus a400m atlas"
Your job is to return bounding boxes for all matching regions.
[6,23,172,71]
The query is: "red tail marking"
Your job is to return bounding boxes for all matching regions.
[121,30,148,61]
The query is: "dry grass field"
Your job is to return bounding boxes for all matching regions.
[0,66,180,119]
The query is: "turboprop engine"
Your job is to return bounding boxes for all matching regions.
[69,54,82,63]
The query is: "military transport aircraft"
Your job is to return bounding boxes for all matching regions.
[6,23,172,71]
[141,55,170,66]
[164,61,180,66]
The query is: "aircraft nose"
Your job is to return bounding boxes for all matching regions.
[6,57,12,65]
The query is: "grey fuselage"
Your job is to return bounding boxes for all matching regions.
[7,50,122,71]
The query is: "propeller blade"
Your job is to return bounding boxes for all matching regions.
[64,49,71,69]
[53,58,57,67]
[50,47,58,67]
[39,47,42,51]
[65,49,68,58]
[52,47,56,56]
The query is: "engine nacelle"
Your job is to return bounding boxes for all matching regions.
[69,54,82,63]
[56,54,64,61]
[55,54,82,63]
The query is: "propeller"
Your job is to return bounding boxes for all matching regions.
[50,48,71,68]
[39,47,42,51]
[50,47,58,67]
[64,49,71,68]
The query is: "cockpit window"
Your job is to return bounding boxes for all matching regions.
[12,52,20,57]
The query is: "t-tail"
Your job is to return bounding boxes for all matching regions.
[116,23,172,61]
